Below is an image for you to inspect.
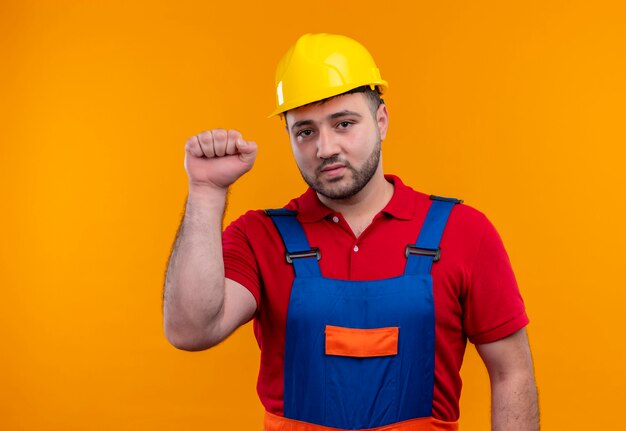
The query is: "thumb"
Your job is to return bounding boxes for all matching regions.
[236,139,258,161]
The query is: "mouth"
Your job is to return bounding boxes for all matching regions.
[318,163,347,179]
[320,163,346,173]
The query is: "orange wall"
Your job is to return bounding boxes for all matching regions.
[2,1,625,429]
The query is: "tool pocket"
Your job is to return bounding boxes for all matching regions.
[324,325,400,429]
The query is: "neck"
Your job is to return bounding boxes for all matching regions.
[317,168,394,226]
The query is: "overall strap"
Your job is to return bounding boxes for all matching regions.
[266,209,322,278]
[404,196,463,276]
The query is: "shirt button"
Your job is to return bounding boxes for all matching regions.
[353,245,359,252]
[332,216,339,223]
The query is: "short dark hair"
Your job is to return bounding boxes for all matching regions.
[283,85,385,126]
[339,85,384,117]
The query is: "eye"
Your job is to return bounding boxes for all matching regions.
[337,121,353,129]
[296,129,315,139]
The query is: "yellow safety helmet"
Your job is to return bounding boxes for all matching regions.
[270,33,388,117]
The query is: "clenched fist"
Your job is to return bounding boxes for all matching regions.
[184,129,258,191]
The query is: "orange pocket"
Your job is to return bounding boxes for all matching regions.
[325,325,399,357]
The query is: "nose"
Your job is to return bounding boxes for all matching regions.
[316,127,340,159]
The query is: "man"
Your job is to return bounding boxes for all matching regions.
[164,33,538,431]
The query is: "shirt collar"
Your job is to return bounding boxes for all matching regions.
[293,174,415,223]
[380,174,415,220]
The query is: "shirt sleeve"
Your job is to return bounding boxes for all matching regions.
[222,212,262,311]
[463,216,529,345]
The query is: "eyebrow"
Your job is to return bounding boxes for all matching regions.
[290,110,363,132]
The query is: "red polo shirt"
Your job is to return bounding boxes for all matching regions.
[222,175,528,422]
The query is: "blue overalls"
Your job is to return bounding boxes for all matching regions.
[264,196,461,431]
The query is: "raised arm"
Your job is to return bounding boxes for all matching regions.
[476,328,539,431]
[163,129,258,351]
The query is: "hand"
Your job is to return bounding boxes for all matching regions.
[184,129,258,192]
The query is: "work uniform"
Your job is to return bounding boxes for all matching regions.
[223,175,528,430]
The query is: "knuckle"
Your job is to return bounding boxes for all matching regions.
[212,128,227,140]
[196,131,211,144]
[227,129,242,139]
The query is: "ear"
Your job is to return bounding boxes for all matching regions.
[376,103,389,140]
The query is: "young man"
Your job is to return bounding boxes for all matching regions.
[164,33,538,431]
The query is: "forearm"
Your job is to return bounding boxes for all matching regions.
[491,370,539,431]
[163,185,228,350]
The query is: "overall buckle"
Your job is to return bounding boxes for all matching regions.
[285,248,321,264]
[405,245,441,262]
[429,195,463,204]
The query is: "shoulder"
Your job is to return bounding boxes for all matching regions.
[447,201,492,234]
[438,200,507,266]
[227,208,271,227]
[224,209,277,244]
[224,188,317,233]
[223,194,303,241]
[385,174,496,243]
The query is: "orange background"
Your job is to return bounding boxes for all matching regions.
[2,1,625,429]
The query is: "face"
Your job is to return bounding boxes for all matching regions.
[285,93,388,201]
